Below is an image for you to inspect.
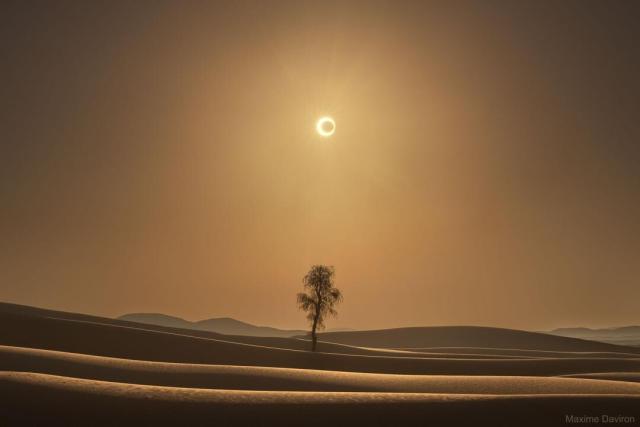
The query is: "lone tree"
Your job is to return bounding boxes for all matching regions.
[297,265,343,352]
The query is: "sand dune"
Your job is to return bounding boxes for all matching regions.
[560,373,640,383]
[2,372,640,427]
[216,336,542,359]
[392,346,640,359]
[4,301,637,355]
[3,312,640,376]
[3,302,640,426]
[314,326,640,352]
[4,345,640,394]
[1,303,522,359]
[550,326,640,347]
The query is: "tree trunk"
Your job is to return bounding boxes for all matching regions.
[311,311,319,352]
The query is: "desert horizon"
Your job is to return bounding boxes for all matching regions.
[48,302,640,344]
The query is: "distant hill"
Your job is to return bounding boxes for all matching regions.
[304,326,637,352]
[549,326,640,347]
[117,313,193,330]
[2,301,639,358]
[118,313,307,337]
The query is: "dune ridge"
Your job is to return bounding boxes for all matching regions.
[392,346,640,359]
[313,326,640,352]
[3,345,640,394]
[3,301,637,354]
[3,372,640,427]
[3,313,640,376]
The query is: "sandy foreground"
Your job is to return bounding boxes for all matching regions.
[2,371,640,427]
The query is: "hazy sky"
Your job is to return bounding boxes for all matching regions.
[1,1,639,331]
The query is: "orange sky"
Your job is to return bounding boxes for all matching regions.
[1,1,639,330]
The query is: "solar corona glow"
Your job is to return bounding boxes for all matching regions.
[2,0,639,340]
[316,117,336,137]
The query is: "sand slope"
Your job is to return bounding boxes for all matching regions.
[314,326,640,352]
[560,373,640,383]
[2,372,640,427]
[393,346,640,359]
[4,301,637,355]
[3,345,640,394]
[3,313,640,376]
[0,306,520,359]
[2,302,640,426]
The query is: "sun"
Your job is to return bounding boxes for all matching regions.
[316,116,336,137]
